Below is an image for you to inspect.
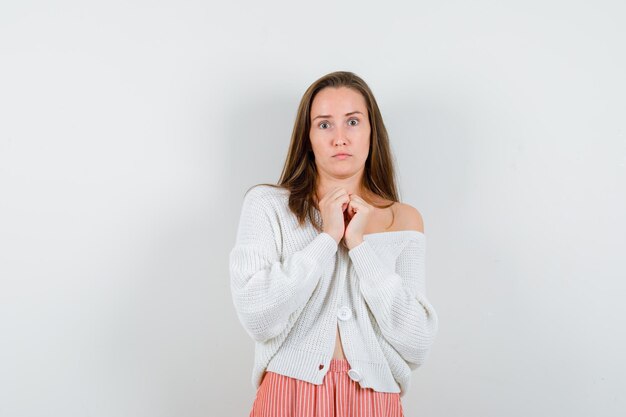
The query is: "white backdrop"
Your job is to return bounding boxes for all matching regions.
[1,1,625,416]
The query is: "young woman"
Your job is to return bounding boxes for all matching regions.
[229,71,439,417]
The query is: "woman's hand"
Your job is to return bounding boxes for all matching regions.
[343,193,373,250]
[318,187,351,245]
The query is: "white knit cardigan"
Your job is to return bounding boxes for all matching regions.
[229,185,438,397]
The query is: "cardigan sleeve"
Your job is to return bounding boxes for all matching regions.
[348,235,438,369]
[229,187,338,343]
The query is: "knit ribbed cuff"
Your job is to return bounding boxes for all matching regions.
[348,240,401,288]
[300,232,339,268]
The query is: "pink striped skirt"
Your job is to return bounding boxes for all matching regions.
[249,358,404,417]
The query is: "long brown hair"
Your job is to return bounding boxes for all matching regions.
[248,70,400,232]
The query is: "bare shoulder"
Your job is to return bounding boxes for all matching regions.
[394,202,424,233]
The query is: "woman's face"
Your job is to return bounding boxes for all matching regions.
[309,86,371,179]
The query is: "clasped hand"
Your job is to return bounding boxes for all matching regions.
[318,187,373,250]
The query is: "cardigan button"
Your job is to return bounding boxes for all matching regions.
[337,306,352,321]
[319,364,324,370]
[348,369,361,381]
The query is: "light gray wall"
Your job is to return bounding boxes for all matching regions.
[1,1,624,416]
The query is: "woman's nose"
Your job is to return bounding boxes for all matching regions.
[334,126,348,145]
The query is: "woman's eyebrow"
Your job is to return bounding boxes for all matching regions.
[312,111,364,121]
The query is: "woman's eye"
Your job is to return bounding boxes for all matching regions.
[348,118,359,126]
[319,121,330,129]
